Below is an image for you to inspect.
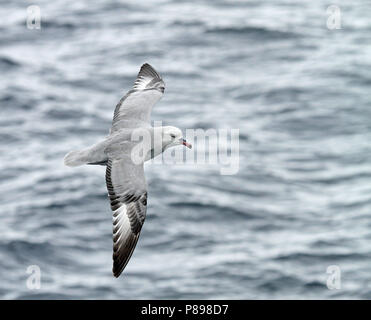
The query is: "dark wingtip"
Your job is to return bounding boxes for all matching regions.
[138,63,161,80]
[141,62,151,69]
[113,267,124,278]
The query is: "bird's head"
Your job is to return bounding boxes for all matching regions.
[153,79,165,93]
[162,126,192,149]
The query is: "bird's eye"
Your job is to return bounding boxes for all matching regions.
[170,134,176,139]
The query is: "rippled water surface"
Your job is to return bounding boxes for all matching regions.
[1,0,371,299]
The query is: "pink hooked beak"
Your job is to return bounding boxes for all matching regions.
[181,139,192,149]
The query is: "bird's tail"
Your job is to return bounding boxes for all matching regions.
[64,149,89,167]
[64,141,108,167]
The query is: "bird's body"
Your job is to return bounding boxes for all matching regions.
[64,64,191,277]
[64,126,177,166]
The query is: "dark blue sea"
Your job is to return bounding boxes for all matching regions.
[1,0,371,299]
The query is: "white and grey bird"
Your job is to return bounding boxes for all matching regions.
[64,63,192,278]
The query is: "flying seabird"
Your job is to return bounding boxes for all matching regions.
[64,63,192,277]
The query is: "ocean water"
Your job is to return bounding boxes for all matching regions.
[1,0,371,299]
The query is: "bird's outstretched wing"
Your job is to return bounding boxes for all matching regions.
[105,158,147,277]
[111,63,165,133]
